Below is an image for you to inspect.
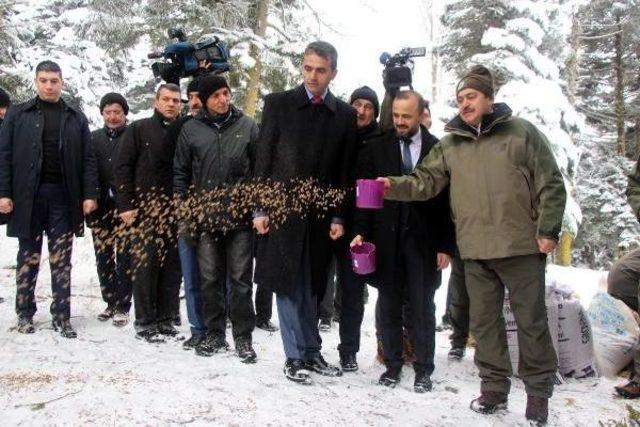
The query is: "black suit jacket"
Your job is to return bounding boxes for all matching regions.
[254,85,358,297]
[352,126,456,290]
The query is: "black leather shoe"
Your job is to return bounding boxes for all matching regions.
[97,306,115,322]
[414,369,432,393]
[17,317,35,334]
[182,334,205,350]
[52,319,77,339]
[339,352,358,372]
[284,359,312,384]
[135,328,165,343]
[157,322,179,336]
[379,366,402,387]
[256,319,279,332]
[195,333,229,357]
[305,354,342,377]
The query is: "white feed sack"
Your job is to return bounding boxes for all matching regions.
[587,292,640,378]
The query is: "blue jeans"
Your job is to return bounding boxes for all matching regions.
[179,237,206,336]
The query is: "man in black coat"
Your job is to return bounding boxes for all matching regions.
[115,83,182,343]
[89,92,132,327]
[0,60,98,338]
[351,90,455,392]
[318,85,382,372]
[253,41,358,384]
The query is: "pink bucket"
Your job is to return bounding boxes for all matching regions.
[350,242,376,275]
[356,179,384,209]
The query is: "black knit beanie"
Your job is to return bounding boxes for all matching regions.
[456,65,495,99]
[99,92,129,115]
[198,75,231,105]
[349,86,379,119]
[187,77,200,94]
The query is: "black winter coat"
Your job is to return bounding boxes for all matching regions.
[114,110,174,213]
[253,85,358,297]
[89,125,127,222]
[352,127,456,290]
[0,97,98,238]
[173,106,259,195]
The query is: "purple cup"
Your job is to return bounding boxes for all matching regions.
[356,179,384,209]
[350,242,376,275]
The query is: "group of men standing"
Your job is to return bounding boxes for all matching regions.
[0,40,571,425]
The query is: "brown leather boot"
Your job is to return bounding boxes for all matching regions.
[525,395,548,425]
[615,380,640,399]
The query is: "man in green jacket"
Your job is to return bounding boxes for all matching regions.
[378,65,566,425]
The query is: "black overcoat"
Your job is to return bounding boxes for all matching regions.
[352,126,456,290]
[0,97,98,238]
[253,85,358,297]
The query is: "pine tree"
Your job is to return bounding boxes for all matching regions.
[439,0,583,264]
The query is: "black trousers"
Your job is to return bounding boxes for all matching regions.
[447,251,469,348]
[378,233,440,374]
[131,232,181,332]
[91,203,132,313]
[198,228,255,340]
[335,243,366,354]
[255,281,273,322]
[16,183,73,321]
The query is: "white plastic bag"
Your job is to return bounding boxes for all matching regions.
[587,292,640,378]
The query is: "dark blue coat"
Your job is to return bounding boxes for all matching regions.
[0,97,98,238]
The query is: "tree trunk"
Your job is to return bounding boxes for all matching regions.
[429,0,438,103]
[614,13,626,155]
[243,0,270,118]
[556,232,572,266]
[566,12,580,106]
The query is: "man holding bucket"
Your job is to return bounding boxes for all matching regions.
[351,90,455,392]
[377,65,565,425]
[253,41,358,384]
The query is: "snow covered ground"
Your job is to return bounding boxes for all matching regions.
[0,229,634,426]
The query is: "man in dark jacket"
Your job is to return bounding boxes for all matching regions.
[115,83,182,343]
[0,60,98,338]
[253,41,358,384]
[174,74,259,363]
[380,65,565,424]
[352,90,455,392]
[318,85,382,372]
[90,92,132,327]
[166,77,208,350]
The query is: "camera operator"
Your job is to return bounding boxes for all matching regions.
[115,83,182,343]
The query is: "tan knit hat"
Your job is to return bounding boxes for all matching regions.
[456,65,495,99]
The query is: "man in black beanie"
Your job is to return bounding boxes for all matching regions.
[0,87,11,125]
[174,73,259,363]
[379,64,565,424]
[165,76,208,350]
[90,92,132,327]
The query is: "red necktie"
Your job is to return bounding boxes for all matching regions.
[311,95,323,105]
